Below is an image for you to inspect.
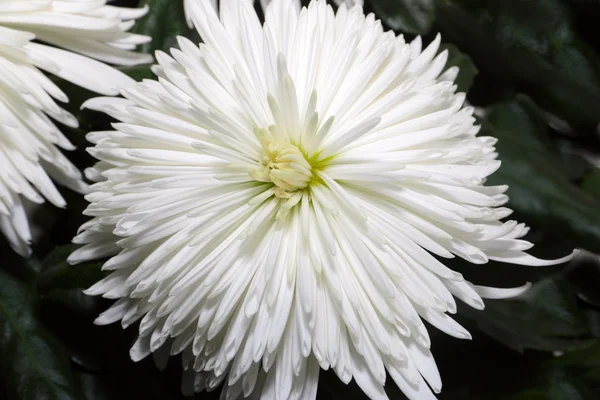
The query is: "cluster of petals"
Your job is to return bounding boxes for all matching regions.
[0,0,152,255]
[70,0,574,399]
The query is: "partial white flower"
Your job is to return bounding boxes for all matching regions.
[184,0,363,27]
[0,0,152,255]
[70,1,575,399]
[333,0,363,7]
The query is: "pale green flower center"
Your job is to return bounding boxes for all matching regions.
[251,139,313,199]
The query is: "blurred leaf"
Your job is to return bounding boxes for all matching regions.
[369,0,435,35]
[0,269,82,400]
[482,97,600,254]
[439,43,478,93]
[581,168,600,200]
[553,140,593,182]
[557,341,600,370]
[0,241,40,284]
[436,0,600,127]
[118,65,155,81]
[46,292,103,322]
[133,0,199,55]
[563,253,600,309]
[422,321,600,399]
[36,245,107,326]
[499,362,599,400]
[78,372,117,400]
[462,275,596,353]
[38,295,130,373]
[37,245,106,294]
[495,97,592,182]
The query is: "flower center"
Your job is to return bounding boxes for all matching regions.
[251,134,312,199]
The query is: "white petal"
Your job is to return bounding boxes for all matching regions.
[68,3,575,400]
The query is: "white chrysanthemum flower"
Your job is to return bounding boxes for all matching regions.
[0,0,152,255]
[70,1,575,399]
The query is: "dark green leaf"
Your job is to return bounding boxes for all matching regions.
[36,245,107,321]
[0,269,82,400]
[581,168,600,200]
[118,65,155,82]
[552,140,593,183]
[37,245,106,294]
[563,253,600,309]
[488,97,592,182]
[439,43,478,93]
[557,341,600,369]
[369,0,435,35]
[482,97,600,254]
[436,0,600,127]
[498,362,599,400]
[461,275,596,353]
[133,0,200,55]
[421,324,600,399]
[0,241,40,284]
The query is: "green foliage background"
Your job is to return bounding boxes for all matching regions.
[1,0,600,399]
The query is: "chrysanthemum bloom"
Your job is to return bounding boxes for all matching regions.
[0,0,152,255]
[70,0,575,398]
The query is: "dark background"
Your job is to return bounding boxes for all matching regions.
[1,0,600,399]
